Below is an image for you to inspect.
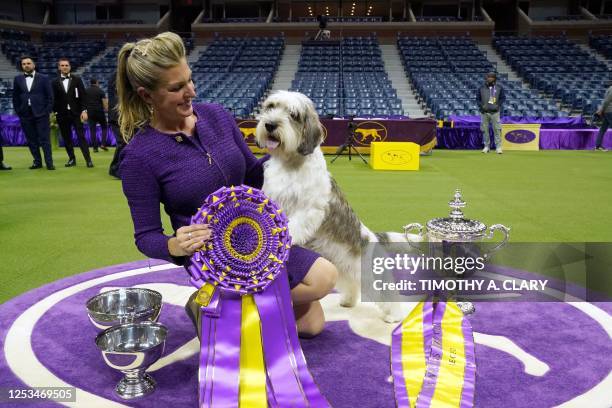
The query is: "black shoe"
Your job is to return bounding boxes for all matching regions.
[93,148,99,153]
[100,145,109,151]
[86,161,94,168]
[47,165,56,170]
[0,162,11,170]
[29,163,42,169]
[65,159,76,167]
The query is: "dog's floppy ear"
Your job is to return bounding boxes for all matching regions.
[297,108,323,156]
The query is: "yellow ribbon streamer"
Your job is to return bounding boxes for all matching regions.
[430,302,467,407]
[401,301,427,408]
[239,295,267,407]
[195,283,216,306]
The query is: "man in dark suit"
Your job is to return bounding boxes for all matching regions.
[84,78,109,152]
[12,56,55,170]
[52,58,93,168]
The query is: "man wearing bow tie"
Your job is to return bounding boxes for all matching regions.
[12,56,55,170]
[52,58,93,168]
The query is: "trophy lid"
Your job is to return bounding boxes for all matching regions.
[425,189,488,241]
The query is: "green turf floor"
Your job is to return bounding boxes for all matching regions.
[1,146,611,304]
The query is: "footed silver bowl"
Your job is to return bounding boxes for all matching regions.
[96,321,168,399]
[86,288,162,330]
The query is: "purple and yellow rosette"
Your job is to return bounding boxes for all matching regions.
[187,185,329,408]
[391,298,476,408]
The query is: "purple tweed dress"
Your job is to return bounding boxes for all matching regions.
[120,103,318,288]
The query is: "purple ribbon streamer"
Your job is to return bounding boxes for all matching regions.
[199,312,215,407]
[391,329,410,408]
[459,313,476,408]
[198,290,242,408]
[275,266,330,407]
[198,267,328,407]
[254,267,330,407]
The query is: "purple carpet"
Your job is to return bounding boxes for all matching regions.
[0,260,610,407]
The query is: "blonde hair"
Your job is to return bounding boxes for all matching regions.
[116,31,186,141]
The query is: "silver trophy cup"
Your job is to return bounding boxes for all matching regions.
[86,288,162,330]
[96,321,168,399]
[404,189,510,314]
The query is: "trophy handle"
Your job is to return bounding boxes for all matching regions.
[403,223,424,250]
[484,224,510,256]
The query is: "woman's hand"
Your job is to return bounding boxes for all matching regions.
[169,224,212,257]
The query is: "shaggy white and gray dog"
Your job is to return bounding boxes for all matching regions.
[255,90,406,322]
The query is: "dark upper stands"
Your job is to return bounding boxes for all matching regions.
[543,15,586,21]
[78,19,144,25]
[494,36,610,115]
[589,34,612,59]
[0,28,29,42]
[220,18,265,23]
[416,16,464,22]
[290,36,403,117]
[298,16,383,23]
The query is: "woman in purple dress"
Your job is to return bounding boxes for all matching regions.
[117,32,337,337]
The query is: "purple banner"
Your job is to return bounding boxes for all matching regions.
[437,128,612,150]
[538,129,612,150]
[449,115,587,129]
[0,121,118,147]
[237,118,438,149]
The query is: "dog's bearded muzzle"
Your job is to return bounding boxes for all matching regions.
[259,120,282,151]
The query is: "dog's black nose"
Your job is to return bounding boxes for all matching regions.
[265,122,277,132]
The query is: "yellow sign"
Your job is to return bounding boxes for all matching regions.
[370,142,419,171]
[501,124,541,151]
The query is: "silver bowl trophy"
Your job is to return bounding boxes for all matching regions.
[96,321,168,399]
[86,288,167,399]
[404,189,510,314]
[86,288,162,330]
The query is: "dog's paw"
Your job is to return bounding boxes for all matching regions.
[339,294,357,308]
[382,311,403,323]
[379,304,405,323]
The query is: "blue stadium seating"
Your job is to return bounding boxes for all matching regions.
[399,36,564,119]
[494,36,610,115]
[1,33,105,74]
[80,35,193,91]
[190,36,284,117]
[290,36,403,117]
